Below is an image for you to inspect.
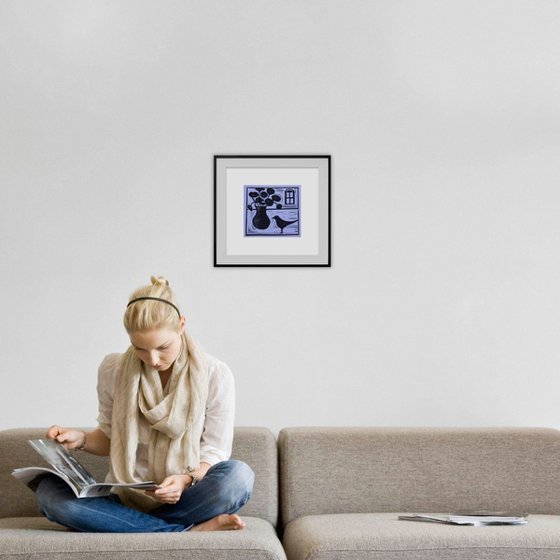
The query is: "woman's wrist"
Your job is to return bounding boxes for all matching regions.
[180,473,199,487]
[77,432,87,451]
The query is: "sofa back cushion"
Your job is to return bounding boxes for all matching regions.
[279,427,560,527]
[0,427,278,527]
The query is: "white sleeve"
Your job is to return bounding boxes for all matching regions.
[200,358,235,466]
[96,353,120,439]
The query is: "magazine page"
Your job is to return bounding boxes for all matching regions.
[398,515,450,524]
[398,513,528,526]
[28,439,96,491]
[13,439,160,499]
[12,467,83,497]
[449,513,528,525]
[77,481,160,498]
[12,467,160,498]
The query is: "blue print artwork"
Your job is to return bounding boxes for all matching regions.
[245,185,300,237]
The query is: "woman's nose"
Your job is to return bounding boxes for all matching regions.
[147,351,159,365]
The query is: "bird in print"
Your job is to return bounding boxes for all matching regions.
[271,215,299,234]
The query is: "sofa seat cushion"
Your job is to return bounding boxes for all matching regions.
[283,513,560,560]
[0,516,286,560]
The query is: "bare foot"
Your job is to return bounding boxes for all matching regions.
[191,514,246,532]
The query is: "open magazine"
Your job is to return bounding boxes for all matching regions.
[398,512,528,526]
[12,439,159,498]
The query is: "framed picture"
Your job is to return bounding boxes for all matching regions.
[214,155,331,266]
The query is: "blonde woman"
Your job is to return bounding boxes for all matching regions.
[34,276,254,532]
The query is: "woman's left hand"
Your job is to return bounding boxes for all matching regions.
[146,474,190,504]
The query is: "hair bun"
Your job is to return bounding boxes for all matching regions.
[150,275,170,287]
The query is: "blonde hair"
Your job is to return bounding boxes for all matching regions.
[123,276,181,333]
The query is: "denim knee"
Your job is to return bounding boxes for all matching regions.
[230,459,255,495]
[218,459,255,508]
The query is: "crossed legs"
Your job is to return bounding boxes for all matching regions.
[35,460,254,533]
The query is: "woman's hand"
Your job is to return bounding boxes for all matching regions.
[146,474,191,504]
[47,425,86,450]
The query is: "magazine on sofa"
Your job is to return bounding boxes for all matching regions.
[398,512,529,526]
[12,439,159,498]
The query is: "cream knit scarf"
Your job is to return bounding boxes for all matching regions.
[109,332,209,511]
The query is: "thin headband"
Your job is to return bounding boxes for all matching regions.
[126,297,181,318]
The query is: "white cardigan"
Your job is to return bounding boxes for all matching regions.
[96,352,235,480]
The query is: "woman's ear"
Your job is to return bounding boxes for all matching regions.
[179,315,186,333]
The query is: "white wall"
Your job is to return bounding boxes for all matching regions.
[2,1,560,433]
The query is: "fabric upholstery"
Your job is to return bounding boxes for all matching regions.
[279,427,560,527]
[0,516,285,560]
[283,513,560,560]
[0,426,278,527]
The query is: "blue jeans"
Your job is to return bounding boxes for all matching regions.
[35,460,255,533]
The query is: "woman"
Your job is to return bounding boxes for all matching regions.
[35,276,254,532]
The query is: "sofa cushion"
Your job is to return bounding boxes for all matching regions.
[283,513,560,560]
[0,516,286,560]
[279,427,560,526]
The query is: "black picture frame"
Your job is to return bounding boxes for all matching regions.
[214,155,331,267]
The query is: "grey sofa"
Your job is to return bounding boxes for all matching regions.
[0,427,286,560]
[279,427,560,560]
[4,426,560,560]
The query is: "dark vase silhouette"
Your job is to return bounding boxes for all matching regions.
[252,205,271,230]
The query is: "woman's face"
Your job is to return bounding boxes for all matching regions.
[129,322,184,372]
